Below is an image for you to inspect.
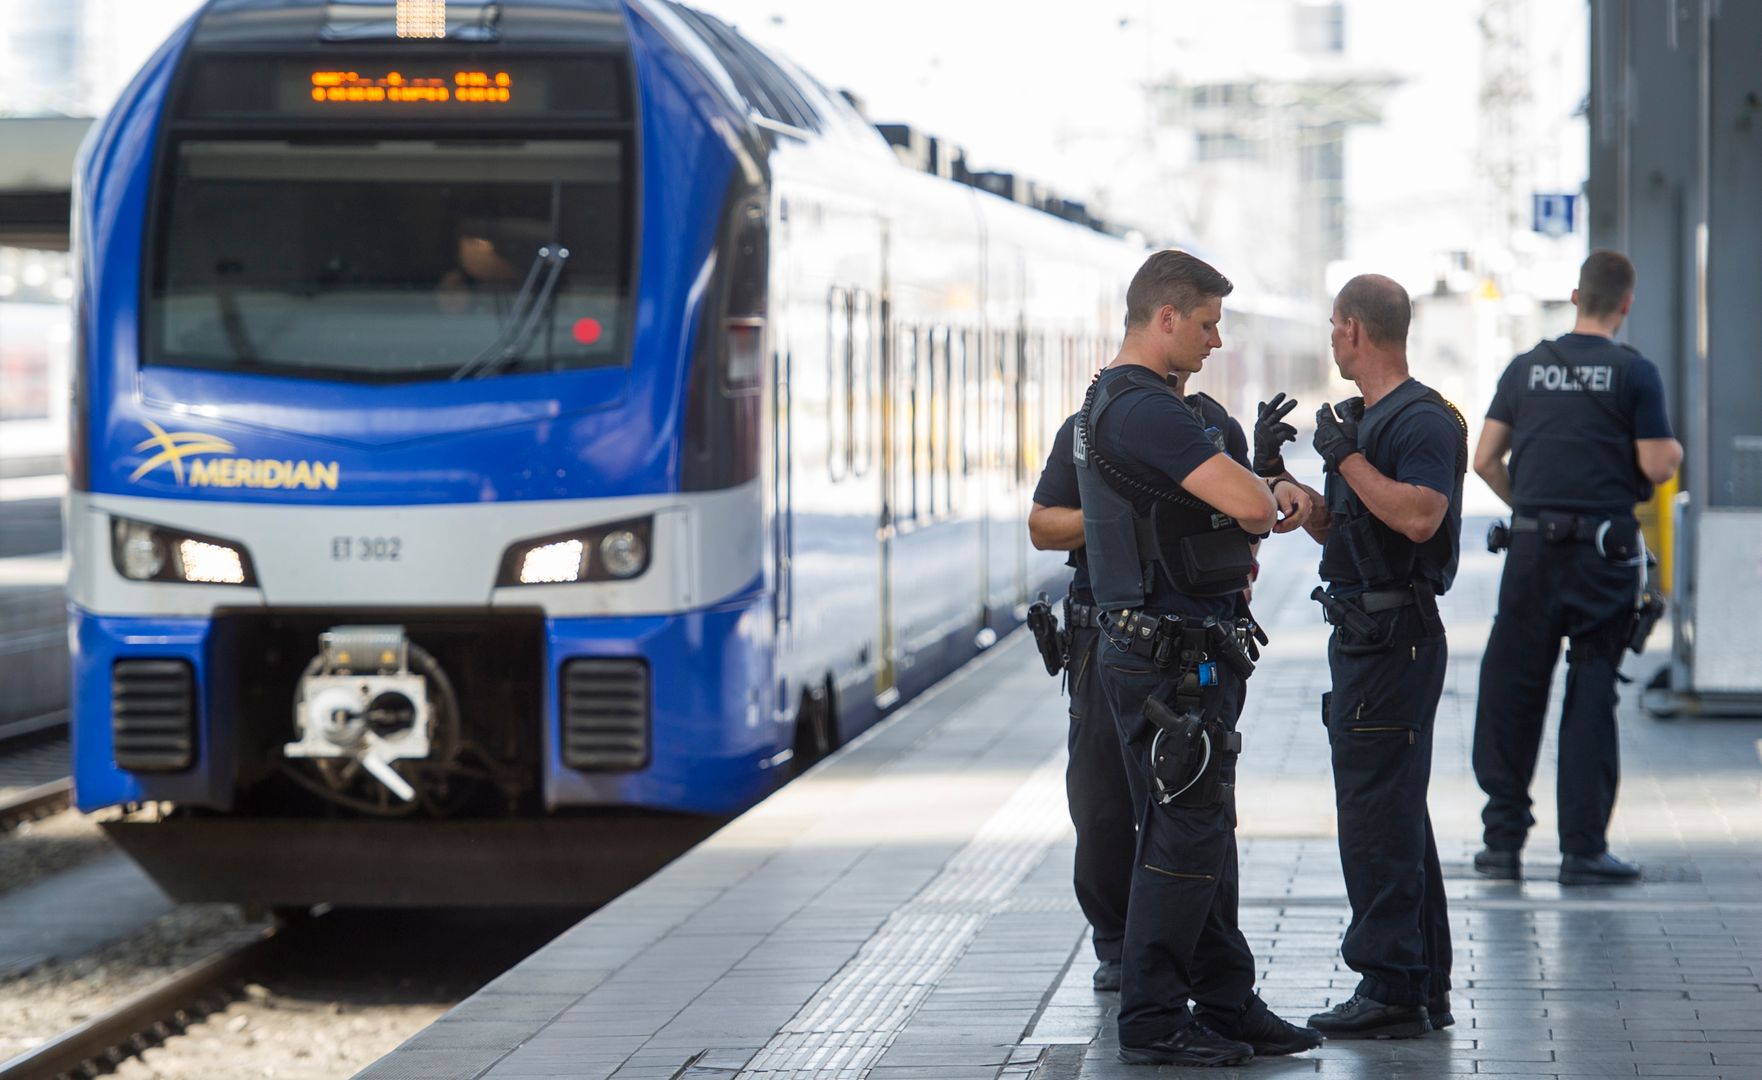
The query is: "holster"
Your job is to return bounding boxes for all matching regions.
[1627,575,1666,655]
[1026,594,1066,677]
[1165,718,1235,808]
[1144,691,1239,808]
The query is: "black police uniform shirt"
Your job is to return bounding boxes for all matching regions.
[1087,367,1245,620]
[1487,333,1673,517]
[1035,407,1248,607]
[1326,390,1461,596]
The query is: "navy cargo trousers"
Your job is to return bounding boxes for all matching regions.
[1098,633,1255,1047]
[1473,531,1636,857]
[1064,623,1134,966]
[1325,606,1453,1007]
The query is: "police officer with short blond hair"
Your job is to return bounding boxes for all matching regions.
[1470,250,1683,885]
[1030,373,1255,997]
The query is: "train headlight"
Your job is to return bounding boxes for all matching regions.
[598,529,646,579]
[111,517,257,586]
[520,539,586,584]
[115,520,165,580]
[177,539,248,585]
[498,516,652,587]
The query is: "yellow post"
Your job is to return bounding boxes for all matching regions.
[1636,473,1678,597]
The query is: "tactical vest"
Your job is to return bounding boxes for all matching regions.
[1507,338,1651,513]
[1319,378,1467,594]
[1074,368,1255,612]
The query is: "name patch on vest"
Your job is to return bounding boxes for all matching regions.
[1528,363,1613,392]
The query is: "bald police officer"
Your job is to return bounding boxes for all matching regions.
[1273,274,1465,1039]
[1077,250,1319,1067]
[1471,250,1683,885]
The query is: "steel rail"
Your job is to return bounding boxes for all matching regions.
[0,929,280,1080]
[0,777,72,832]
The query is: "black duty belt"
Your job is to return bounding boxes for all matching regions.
[1313,585,1414,631]
[1064,598,1099,629]
[1512,512,1605,544]
[1358,586,1418,614]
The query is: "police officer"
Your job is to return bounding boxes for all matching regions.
[1275,274,1463,1039]
[1077,250,1319,1067]
[1030,372,1257,996]
[1470,250,1682,885]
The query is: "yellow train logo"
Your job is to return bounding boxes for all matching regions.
[129,421,340,491]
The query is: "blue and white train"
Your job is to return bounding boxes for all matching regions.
[68,0,1317,905]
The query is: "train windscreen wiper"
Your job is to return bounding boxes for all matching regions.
[448,243,571,381]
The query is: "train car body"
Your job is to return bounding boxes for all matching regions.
[68,0,1149,905]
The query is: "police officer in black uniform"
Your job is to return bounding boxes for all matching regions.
[1030,373,1257,996]
[1077,250,1319,1067]
[1470,250,1682,885]
[1272,274,1464,1039]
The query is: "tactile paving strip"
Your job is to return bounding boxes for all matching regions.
[735,756,1069,1079]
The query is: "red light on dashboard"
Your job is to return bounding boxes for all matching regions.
[572,318,603,346]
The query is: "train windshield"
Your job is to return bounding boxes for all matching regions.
[148,138,631,383]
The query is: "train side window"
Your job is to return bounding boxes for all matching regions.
[827,288,849,483]
[923,325,937,514]
[898,327,918,526]
[916,327,934,522]
[851,291,873,477]
[943,329,960,510]
[1063,336,1076,420]
[959,330,977,480]
[991,332,1007,476]
[1014,332,1030,488]
[1062,338,1071,420]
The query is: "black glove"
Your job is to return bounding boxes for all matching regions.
[1252,393,1299,477]
[1313,402,1362,472]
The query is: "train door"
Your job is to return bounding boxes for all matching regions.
[875,289,899,708]
[773,348,793,635]
[1012,326,1029,610]
[771,208,794,647]
[976,329,992,625]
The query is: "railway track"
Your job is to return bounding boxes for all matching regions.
[0,778,73,832]
[0,908,585,1080]
[0,928,279,1080]
[0,721,73,834]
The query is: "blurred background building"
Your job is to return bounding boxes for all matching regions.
[0,0,206,478]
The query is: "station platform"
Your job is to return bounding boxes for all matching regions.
[357,528,1762,1080]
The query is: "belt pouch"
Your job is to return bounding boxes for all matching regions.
[1538,509,1580,543]
[1176,529,1255,594]
[1598,518,1641,562]
[1334,512,1395,584]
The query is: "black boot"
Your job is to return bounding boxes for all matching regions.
[1428,991,1454,1029]
[1473,847,1521,879]
[1118,1020,1254,1067]
[1092,960,1121,992]
[1559,851,1641,885]
[1201,994,1322,1056]
[1307,994,1431,1039]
